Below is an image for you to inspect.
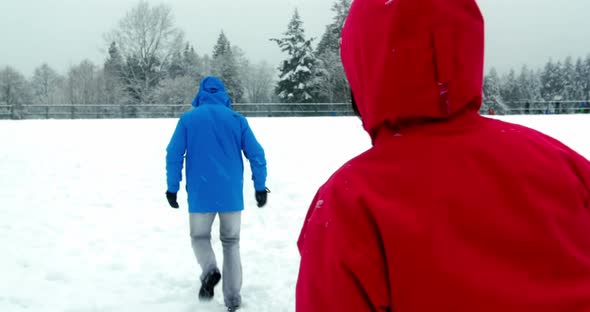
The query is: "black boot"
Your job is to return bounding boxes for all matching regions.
[198,269,221,301]
[227,305,240,312]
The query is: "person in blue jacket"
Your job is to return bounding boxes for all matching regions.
[165,76,268,312]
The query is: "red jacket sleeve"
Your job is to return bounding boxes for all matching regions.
[296,175,391,311]
[539,131,590,208]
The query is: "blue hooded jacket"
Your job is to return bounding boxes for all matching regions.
[166,76,267,213]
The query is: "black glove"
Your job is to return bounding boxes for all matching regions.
[166,191,179,208]
[255,187,270,208]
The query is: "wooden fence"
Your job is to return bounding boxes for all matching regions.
[0,101,588,120]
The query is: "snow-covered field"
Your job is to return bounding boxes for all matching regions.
[0,115,589,312]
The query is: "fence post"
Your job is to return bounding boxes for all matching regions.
[46,105,49,119]
[71,104,75,119]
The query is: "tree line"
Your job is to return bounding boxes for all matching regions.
[3,0,590,118]
[0,0,351,119]
[484,56,590,114]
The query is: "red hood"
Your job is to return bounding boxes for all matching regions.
[341,0,485,138]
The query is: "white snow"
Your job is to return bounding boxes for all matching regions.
[278,71,292,82]
[294,65,310,74]
[0,115,589,312]
[278,65,312,82]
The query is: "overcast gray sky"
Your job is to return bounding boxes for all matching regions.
[1,0,590,77]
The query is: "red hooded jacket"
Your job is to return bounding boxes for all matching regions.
[296,0,590,311]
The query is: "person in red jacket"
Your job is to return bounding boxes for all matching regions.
[296,0,590,311]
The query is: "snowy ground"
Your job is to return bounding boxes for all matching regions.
[0,115,589,312]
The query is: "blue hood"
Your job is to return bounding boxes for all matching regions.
[192,76,232,107]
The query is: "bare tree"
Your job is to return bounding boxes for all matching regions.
[153,76,195,117]
[0,66,31,119]
[106,1,184,104]
[154,76,196,104]
[66,60,101,105]
[31,63,62,104]
[242,61,275,103]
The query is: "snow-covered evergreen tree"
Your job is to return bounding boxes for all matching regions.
[316,52,349,103]
[517,66,542,113]
[517,66,532,101]
[162,43,203,106]
[167,50,185,80]
[316,0,351,103]
[183,44,203,81]
[579,55,590,101]
[573,57,586,100]
[104,42,128,105]
[201,54,212,77]
[483,68,502,108]
[540,59,564,102]
[232,45,250,95]
[500,69,521,105]
[271,9,319,103]
[316,0,350,56]
[562,56,576,100]
[211,31,243,102]
[168,43,203,80]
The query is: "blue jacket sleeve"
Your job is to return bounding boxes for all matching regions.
[166,118,187,193]
[241,117,267,191]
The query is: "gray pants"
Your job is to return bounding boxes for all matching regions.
[189,212,242,307]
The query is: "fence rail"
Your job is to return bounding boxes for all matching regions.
[0,103,357,119]
[489,100,590,115]
[0,101,588,120]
